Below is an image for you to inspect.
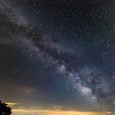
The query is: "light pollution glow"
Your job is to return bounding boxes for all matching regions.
[7,103,114,115]
[12,108,114,115]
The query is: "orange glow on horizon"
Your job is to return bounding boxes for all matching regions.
[12,108,114,115]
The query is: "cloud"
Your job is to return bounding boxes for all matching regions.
[6,102,17,106]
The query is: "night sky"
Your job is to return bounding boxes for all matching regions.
[0,0,115,114]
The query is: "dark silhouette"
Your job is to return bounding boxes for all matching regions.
[0,101,12,115]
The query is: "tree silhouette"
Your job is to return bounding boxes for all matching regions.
[0,101,12,115]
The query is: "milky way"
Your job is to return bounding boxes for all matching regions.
[0,0,115,112]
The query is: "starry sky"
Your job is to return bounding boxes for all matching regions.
[0,0,115,115]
